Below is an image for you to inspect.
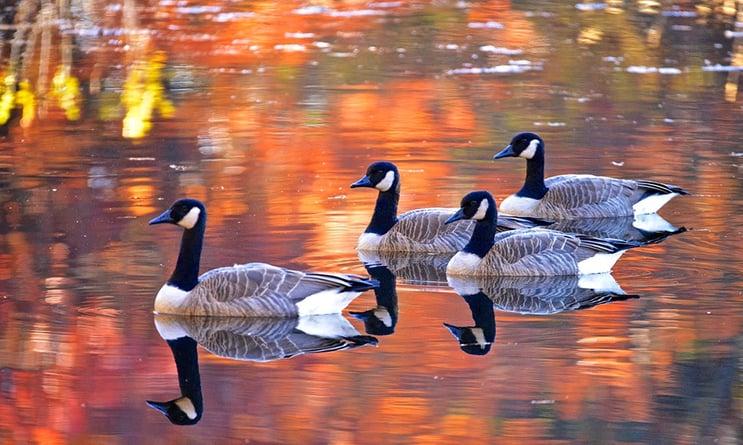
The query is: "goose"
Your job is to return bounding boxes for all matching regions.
[149,198,378,317]
[351,161,552,253]
[493,132,688,218]
[444,191,640,276]
[147,315,376,425]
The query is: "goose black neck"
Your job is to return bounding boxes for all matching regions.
[366,186,399,235]
[462,214,497,258]
[518,150,549,199]
[462,292,495,340]
[368,265,398,314]
[167,337,203,414]
[169,222,204,292]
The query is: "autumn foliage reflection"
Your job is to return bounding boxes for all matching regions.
[0,0,741,443]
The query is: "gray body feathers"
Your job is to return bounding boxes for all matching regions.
[157,263,374,317]
[368,207,550,253]
[501,174,686,219]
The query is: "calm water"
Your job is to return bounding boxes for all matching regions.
[1,1,742,443]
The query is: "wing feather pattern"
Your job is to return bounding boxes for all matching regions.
[374,208,550,253]
[183,263,372,317]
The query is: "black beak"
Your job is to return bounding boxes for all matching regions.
[146,400,170,415]
[350,176,373,188]
[493,144,516,159]
[445,208,466,224]
[149,209,174,225]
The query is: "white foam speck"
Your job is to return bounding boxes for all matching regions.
[468,21,504,29]
[479,45,523,55]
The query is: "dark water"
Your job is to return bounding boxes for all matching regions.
[1,1,742,443]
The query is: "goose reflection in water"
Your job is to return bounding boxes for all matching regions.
[349,261,399,335]
[444,274,639,355]
[147,314,377,425]
[547,213,686,246]
[357,249,451,285]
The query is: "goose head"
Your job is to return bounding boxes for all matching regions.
[443,323,493,356]
[147,396,202,425]
[494,132,544,160]
[149,198,206,230]
[350,161,400,193]
[445,190,497,224]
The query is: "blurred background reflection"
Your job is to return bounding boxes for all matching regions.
[0,0,741,443]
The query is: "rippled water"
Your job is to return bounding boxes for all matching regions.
[1,1,742,443]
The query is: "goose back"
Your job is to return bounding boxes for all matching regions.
[371,207,474,253]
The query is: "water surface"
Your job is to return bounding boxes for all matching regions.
[1,1,742,443]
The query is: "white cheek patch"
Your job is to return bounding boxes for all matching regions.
[375,170,396,192]
[373,307,393,327]
[520,139,540,159]
[178,207,201,229]
[472,198,490,220]
[175,397,198,420]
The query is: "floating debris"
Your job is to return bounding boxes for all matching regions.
[479,45,523,55]
[626,66,683,74]
[468,21,504,29]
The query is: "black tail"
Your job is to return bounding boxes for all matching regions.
[347,277,380,292]
[578,235,643,253]
[636,179,689,196]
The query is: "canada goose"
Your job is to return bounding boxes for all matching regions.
[493,132,688,218]
[351,161,552,253]
[444,191,640,276]
[149,198,377,317]
[147,315,376,425]
[443,291,495,356]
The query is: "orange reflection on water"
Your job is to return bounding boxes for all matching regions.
[0,0,741,443]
